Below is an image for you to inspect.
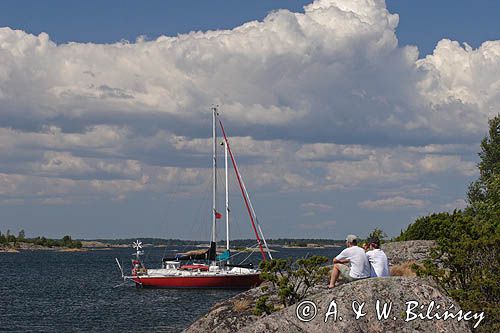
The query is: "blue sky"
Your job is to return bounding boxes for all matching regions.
[0,0,499,240]
[1,0,498,55]
[0,1,310,43]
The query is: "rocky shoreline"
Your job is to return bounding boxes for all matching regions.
[185,240,473,333]
[0,247,20,253]
[0,239,137,252]
[0,242,87,252]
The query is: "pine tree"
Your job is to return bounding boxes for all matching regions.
[467,114,500,216]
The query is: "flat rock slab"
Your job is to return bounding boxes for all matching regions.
[239,277,472,333]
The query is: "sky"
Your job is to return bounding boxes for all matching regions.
[0,0,499,240]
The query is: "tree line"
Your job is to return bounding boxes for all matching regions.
[0,230,82,249]
[397,115,500,333]
[87,238,343,247]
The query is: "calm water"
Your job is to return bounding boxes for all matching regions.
[0,246,341,332]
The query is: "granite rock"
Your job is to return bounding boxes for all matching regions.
[239,277,472,333]
[381,240,436,265]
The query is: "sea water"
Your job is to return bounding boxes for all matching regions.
[0,246,341,332]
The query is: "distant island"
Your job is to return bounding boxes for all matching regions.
[84,238,345,248]
[0,229,83,252]
[1,233,345,252]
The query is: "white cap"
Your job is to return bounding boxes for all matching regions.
[346,234,358,243]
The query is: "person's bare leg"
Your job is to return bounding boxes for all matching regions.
[328,264,340,288]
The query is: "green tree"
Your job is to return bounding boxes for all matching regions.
[17,229,25,241]
[258,256,329,308]
[62,235,72,246]
[0,231,6,245]
[6,229,16,244]
[35,236,47,246]
[253,296,274,316]
[467,115,500,217]
[395,212,473,241]
[367,227,387,242]
[399,115,500,332]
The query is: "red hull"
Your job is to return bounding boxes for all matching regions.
[133,273,261,289]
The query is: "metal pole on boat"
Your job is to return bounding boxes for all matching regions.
[224,141,230,256]
[212,107,217,248]
[115,257,124,278]
[218,118,267,261]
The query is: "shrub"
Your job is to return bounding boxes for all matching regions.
[397,115,500,332]
[253,296,274,316]
[258,256,329,308]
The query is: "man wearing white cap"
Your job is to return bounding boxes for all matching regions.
[328,234,371,288]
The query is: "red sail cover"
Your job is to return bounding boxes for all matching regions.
[215,211,222,219]
[180,264,209,271]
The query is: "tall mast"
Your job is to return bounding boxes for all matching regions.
[212,107,217,245]
[224,141,230,252]
[218,118,267,261]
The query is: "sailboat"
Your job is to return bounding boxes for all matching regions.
[116,107,273,288]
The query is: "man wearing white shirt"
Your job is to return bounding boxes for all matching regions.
[366,237,390,277]
[328,234,371,288]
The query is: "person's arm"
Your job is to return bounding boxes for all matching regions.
[333,249,350,264]
[333,257,349,264]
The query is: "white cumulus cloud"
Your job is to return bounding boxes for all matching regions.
[358,196,427,210]
[0,0,497,215]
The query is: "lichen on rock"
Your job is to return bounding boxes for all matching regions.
[381,240,436,265]
[186,241,475,333]
[239,277,472,333]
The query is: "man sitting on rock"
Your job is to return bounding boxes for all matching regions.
[366,237,390,277]
[328,234,371,288]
